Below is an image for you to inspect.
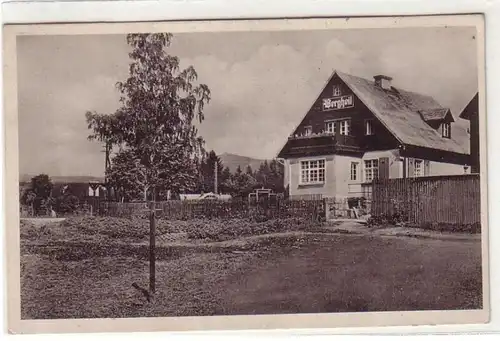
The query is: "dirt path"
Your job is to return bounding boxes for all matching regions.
[21,218,66,227]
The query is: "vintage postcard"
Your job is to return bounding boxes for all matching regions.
[3,14,489,334]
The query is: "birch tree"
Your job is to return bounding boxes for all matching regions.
[86,33,211,202]
[85,32,211,296]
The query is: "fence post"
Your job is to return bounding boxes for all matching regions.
[149,200,156,296]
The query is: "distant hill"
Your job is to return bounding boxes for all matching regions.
[19,174,104,184]
[218,153,266,173]
[20,152,267,183]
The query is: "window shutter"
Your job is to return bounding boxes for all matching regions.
[424,160,430,176]
[408,158,415,178]
[378,157,390,179]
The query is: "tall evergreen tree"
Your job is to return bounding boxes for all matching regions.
[199,150,223,193]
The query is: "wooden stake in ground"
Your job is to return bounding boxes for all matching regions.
[149,200,156,296]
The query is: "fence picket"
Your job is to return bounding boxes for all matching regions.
[372,174,480,226]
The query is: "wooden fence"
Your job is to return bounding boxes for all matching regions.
[98,198,324,221]
[372,174,481,225]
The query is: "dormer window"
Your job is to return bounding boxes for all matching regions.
[442,122,451,138]
[304,126,312,136]
[333,85,341,97]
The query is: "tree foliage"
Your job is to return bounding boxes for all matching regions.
[21,174,54,216]
[198,150,224,193]
[212,158,285,199]
[85,33,211,201]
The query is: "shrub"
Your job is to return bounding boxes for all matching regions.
[419,222,481,234]
[55,194,80,215]
[183,217,315,241]
[367,212,408,227]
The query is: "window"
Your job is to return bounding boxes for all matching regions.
[300,159,326,184]
[325,120,350,135]
[325,121,336,134]
[365,120,374,135]
[414,159,423,177]
[350,162,359,181]
[333,85,341,96]
[442,122,451,138]
[364,159,379,182]
[339,120,350,135]
[304,126,312,136]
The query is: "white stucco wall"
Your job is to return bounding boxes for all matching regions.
[283,149,469,200]
[428,160,470,176]
[287,155,336,199]
[362,149,402,179]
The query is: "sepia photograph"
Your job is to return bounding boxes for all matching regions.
[3,14,489,333]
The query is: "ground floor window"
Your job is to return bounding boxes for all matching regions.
[414,159,423,177]
[364,159,379,182]
[300,159,326,184]
[350,162,359,181]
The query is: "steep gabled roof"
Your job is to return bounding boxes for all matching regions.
[459,92,479,120]
[336,71,470,155]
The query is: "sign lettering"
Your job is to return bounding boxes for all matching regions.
[322,95,354,111]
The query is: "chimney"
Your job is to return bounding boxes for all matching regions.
[374,75,393,90]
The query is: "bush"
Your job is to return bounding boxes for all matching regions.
[183,217,315,241]
[61,216,148,240]
[367,214,481,234]
[419,222,481,234]
[55,194,80,215]
[21,215,320,244]
[367,212,408,227]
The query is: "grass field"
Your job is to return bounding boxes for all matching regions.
[20,217,482,319]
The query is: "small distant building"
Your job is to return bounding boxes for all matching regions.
[52,182,107,200]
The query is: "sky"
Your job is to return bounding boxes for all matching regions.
[17,26,479,177]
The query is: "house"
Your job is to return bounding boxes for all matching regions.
[459,92,480,173]
[52,182,108,200]
[277,70,471,201]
